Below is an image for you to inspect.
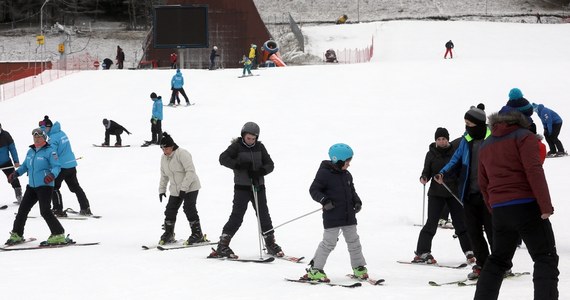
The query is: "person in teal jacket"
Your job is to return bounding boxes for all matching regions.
[169,69,190,106]
[434,104,493,280]
[39,116,92,217]
[144,92,163,146]
[533,103,566,157]
[5,128,71,246]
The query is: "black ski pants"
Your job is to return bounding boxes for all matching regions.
[170,88,189,104]
[416,195,471,255]
[105,128,124,145]
[464,192,493,268]
[151,119,162,144]
[222,185,274,237]
[164,190,200,228]
[51,167,90,211]
[544,122,564,154]
[1,161,21,189]
[13,185,64,236]
[474,202,559,300]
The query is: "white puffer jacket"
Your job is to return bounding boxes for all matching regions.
[159,148,201,196]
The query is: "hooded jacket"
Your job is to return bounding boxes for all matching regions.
[159,147,201,197]
[0,129,19,165]
[309,160,361,229]
[171,70,184,89]
[478,111,553,215]
[46,122,77,169]
[535,104,563,134]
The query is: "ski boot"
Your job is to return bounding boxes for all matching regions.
[14,187,22,204]
[52,209,67,218]
[465,250,476,264]
[159,221,176,245]
[302,267,330,282]
[468,265,482,280]
[44,234,72,245]
[184,221,206,245]
[412,252,437,264]
[211,233,237,258]
[5,232,24,245]
[352,266,369,279]
[264,233,284,257]
[79,208,93,216]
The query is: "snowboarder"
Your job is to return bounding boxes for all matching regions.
[0,123,23,204]
[303,143,368,282]
[434,105,493,280]
[143,92,163,146]
[169,69,190,106]
[209,46,220,70]
[444,40,454,59]
[39,116,93,217]
[5,128,71,246]
[414,127,474,264]
[475,106,559,300]
[102,119,131,146]
[213,122,283,258]
[239,55,253,77]
[158,132,206,245]
[533,102,566,157]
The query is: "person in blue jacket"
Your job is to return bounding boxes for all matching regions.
[533,103,566,157]
[0,123,23,204]
[39,116,92,217]
[169,69,190,106]
[143,92,163,146]
[434,104,493,280]
[5,128,71,246]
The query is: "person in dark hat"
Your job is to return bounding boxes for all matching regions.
[506,88,537,133]
[475,106,559,300]
[212,121,284,259]
[101,119,131,147]
[143,92,163,147]
[0,123,23,204]
[413,127,473,265]
[435,104,493,280]
[157,132,206,245]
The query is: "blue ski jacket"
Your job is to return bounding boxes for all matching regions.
[535,104,563,134]
[152,96,163,120]
[15,143,60,188]
[171,70,184,89]
[0,129,19,165]
[45,122,77,169]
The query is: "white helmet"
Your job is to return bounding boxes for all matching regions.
[213,46,218,50]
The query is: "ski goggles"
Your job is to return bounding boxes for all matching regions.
[32,128,46,138]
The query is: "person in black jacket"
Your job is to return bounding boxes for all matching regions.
[209,46,220,70]
[0,123,22,204]
[116,46,125,69]
[101,119,131,146]
[444,40,454,59]
[213,122,283,258]
[302,143,368,282]
[413,127,473,264]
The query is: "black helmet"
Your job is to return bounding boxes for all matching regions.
[241,122,260,137]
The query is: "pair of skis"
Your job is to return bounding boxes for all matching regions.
[397,260,468,269]
[1,238,99,252]
[285,275,385,288]
[429,272,531,287]
[142,240,217,251]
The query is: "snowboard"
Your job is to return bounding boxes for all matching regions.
[238,74,260,78]
[93,144,130,148]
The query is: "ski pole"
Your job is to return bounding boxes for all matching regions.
[441,182,463,207]
[251,182,264,260]
[262,207,322,236]
[0,156,83,171]
[422,183,426,225]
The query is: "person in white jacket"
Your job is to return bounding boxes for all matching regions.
[158,132,205,245]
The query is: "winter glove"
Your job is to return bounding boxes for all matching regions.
[320,198,335,211]
[151,118,158,125]
[159,193,166,203]
[7,171,18,183]
[44,172,55,184]
[178,190,187,200]
[433,173,444,184]
[354,200,362,213]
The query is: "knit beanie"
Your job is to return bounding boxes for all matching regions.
[464,106,486,125]
[150,92,157,99]
[508,88,523,100]
[160,132,177,148]
[39,115,53,128]
[434,127,449,141]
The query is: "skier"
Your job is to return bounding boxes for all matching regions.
[39,116,93,217]
[158,132,206,245]
[102,118,131,146]
[0,123,23,204]
[413,127,474,264]
[239,55,253,77]
[5,128,71,246]
[212,122,283,258]
[533,102,566,157]
[303,143,368,282]
[143,92,163,147]
[444,40,454,59]
[169,52,177,69]
[434,104,493,280]
[209,46,220,70]
[475,106,559,300]
[169,69,190,106]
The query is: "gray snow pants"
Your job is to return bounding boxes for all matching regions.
[311,225,366,270]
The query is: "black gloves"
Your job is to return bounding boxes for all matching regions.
[354,200,362,213]
[7,171,18,183]
[159,193,166,203]
[320,198,335,211]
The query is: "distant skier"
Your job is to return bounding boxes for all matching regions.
[169,52,177,69]
[169,69,190,106]
[209,46,220,70]
[143,92,163,147]
[248,44,258,69]
[101,119,131,146]
[0,123,22,204]
[444,40,454,59]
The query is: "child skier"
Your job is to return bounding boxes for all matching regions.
[303,143,368,282]
[239,55,253,77]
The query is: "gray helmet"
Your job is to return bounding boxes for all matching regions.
[241,122,260,137]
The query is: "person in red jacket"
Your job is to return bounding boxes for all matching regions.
[475,106,559,300]
[169,52,177,69]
